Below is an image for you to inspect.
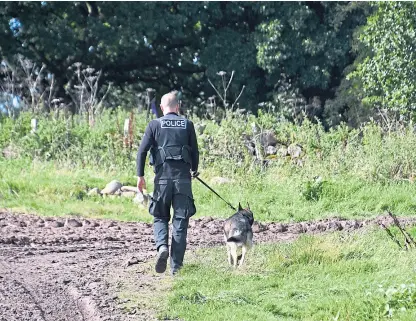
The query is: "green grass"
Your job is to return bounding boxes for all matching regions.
[0,158,152,221]
[2,158,416,222]
[162,228,416,321]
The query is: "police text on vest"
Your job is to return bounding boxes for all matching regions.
[161,119,187,129]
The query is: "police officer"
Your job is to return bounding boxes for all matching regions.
[136,91,199,275]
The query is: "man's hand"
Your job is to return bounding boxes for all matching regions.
[191,171,200,179]
[137,176,146,194]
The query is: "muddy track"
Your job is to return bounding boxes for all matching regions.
[1,210,415,321]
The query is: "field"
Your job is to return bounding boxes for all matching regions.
[2,2,416,320]
[164,229,416,321]
[2,111,416,320]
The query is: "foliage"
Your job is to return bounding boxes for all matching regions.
[379,283,416,318]
[301,176,325,202]
[256,2,369,104]
[4,111,416,221]
[0,2,260,110]
[0,55,56,116]
[4,109,416,182]
[0,2,370,119]
[349,2,416,114]
[0,109,144,170]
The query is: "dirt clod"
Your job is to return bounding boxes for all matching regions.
[66,218,82,228]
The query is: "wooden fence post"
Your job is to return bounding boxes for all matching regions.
[31,119,38,133]
[123,118,130,147]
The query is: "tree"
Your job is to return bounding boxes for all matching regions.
[349,2,416,114]
[255,2,369,119]
[0,2,206,112]
[0,2,266,112]
[0,1,370,121]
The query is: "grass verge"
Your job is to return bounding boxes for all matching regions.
[162,228,416,321]
[0,158,152,221]
[2,158,416,222]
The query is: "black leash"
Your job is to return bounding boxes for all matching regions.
[195,176,236,211]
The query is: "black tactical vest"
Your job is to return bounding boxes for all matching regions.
[149,113,192,168]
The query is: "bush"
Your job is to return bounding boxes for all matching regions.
[379,283,416,318]
[2,109,416,183]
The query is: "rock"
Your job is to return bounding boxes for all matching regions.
[120,186,138,193]
[266,146,277,156]
[260,131,278,147]
[210,177,233,185]
[126,257,142,267]
[277,145,289,157]
[65,218,82,228]
[101,180,122,195]
[287,144,302,159]
[121,191,136,198]
[2,145,19,159]
[87,187,101,196]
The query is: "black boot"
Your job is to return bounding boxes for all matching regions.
[155,245,169,273]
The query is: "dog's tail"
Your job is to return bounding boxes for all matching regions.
[226,229,244,243]
[227,236,243,243]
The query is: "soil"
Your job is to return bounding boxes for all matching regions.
[1,210,415,321]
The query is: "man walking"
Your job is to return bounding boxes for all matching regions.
[136,91,199,275]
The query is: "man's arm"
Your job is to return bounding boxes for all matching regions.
[136,122,155,177]
[188,121,199,173]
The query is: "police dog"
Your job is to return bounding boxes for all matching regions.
[223,203,254,268]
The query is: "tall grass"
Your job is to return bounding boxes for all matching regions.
[2,110,416,181]
[2,110,416,221]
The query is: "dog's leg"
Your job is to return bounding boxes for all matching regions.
[239,245,247,267]
[224,235,233,266]
[226,243,232,266]
[230,243,238,268]
[239,232,253,268]
[247,231,254,249]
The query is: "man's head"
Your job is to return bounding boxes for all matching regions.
[160,91,179,115]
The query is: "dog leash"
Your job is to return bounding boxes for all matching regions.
[195,176,237,211]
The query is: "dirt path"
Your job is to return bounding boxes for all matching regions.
[1,210,415,321]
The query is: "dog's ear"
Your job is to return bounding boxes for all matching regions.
[238,202,243,211]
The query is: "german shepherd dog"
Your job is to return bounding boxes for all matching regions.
[223,203,254,268]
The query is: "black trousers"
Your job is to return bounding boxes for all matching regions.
[149,179,196,272]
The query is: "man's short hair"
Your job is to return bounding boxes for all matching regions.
[161,92,179,109]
